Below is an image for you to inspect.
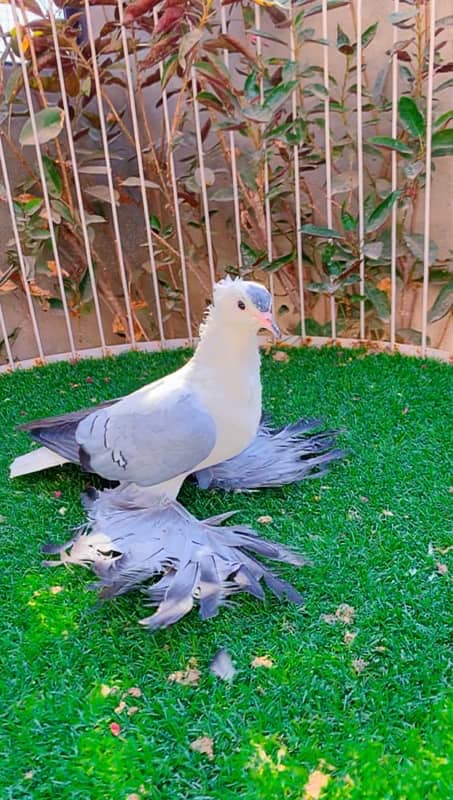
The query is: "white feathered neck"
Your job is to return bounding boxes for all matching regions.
[192,300,260,371]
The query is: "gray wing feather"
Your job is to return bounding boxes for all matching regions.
[76,384,216,485]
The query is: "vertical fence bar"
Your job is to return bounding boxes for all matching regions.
[191,68,217,290]
[0,303,15,369]
[390,0,399,349]
[254,4,274,298]
[49,7,106,353]
[220,4,242,269]
[153,8,193,341]
[289,1,305,337]
[117,0,165,344]
[0,134,45,362]
[84,0,136,344]
[421,0,436,356]
[11,0,76,358]
[355,0,365,340]
[321,0,336,338]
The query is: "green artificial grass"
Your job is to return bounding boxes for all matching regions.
[0,346,452,800]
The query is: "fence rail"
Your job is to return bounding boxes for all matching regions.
[0,0,451,372]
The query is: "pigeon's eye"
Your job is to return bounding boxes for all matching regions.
[237,300,246,310]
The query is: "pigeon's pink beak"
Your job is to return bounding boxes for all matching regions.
[259,311,281,338]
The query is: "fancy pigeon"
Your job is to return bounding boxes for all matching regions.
[10,278,342,629]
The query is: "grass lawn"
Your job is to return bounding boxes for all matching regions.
[0,346,451,800]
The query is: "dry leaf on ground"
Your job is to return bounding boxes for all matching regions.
[272,350,289,362]
[343,630,357,645]
[100,684,119,697]
[436,562,448,575]
[304,769,331,799]
[352,658,368,674]
[257,515,273,524]
[210,649,236,682]
[190,736,214,760]
[127,687,142,698]
[114,700,126,714]
[251,655,274,669]
[434,545,453,555]
[49,585,64,595]
[322,603,356,625]
[127,706,139,716]
[168,660,201,686]
[24,771,34,780]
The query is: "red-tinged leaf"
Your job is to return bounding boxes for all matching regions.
[436,62,453,73]
[123,0,161,24]
[109,722,121,736]
[204,34,258,65]
[155,5,185,35]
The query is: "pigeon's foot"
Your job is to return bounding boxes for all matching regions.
[42,484,309,630]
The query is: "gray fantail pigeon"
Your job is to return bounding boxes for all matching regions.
[10,278,342,629]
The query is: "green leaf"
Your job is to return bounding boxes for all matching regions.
[331,171,359,195]
[263,80,298,112]
[244,69,259,101]
[389,9,417,26]
[365,283,390,321]
[363,242,384,260]
[368,135,413,156]
[404,233,438,265]
[240,242,265,268]
[42,155,63,199]
[51,199,74,224]
[196,91,224,113]
[398,96,425,138]
[121,177,160,189]
[161,55,178,90]
[5,67,23,104]
[433,110,453,130]
[19,107,65,146]
[178,29,201,70]
[261,250,295,273]
[431,129,453,157]
[336,24,353,54]
[210,187,235,202]
[304,1,348,19]
[301,224,343,239]
[84,185,119,205]
[361,22,378,48]
[307,281,335,295]
[341,203,357,231]
[16,197,43,216]
[149,214,161,233]
[366,191,401,233]
[427,283,453,322]
[396,328,426,346]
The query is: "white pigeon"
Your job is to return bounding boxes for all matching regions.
[10,278,315,629]
[11,277,278,489]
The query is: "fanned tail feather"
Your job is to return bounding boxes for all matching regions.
[42,484,308,630]
[195,417,345,491]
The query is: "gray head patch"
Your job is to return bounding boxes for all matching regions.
[245,283,272,313]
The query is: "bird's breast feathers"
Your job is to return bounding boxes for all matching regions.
[195,369,262,467]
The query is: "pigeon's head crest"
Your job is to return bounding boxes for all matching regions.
[210,277,280,337]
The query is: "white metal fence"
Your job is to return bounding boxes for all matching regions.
[0,0,451,371]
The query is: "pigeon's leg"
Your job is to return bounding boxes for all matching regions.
[194,417,345,491]
[41,484,309,630]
